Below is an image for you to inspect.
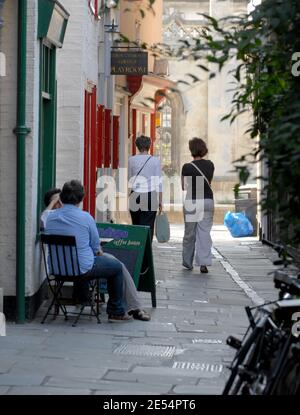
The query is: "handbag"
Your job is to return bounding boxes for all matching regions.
[155,212,170,243]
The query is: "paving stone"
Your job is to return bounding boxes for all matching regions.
[172,383,224,394]
[16,352,134,371]
[213,298,252,306]
[0,374,45,386]
[132,366,223,379]
[0,349,21,358]
[103,370,199,385]
[0,386,10,395]
[8,358,107,379]
[0,359,17,374]
[0,335,47,347]
[47,377,173,394]
[175,323,219,334]
[6,386,91,395]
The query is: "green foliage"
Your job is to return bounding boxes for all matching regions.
[177,0,300,247]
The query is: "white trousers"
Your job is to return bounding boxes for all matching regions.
[182,199,214,268]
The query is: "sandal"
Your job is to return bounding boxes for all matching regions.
[128,309,151,321]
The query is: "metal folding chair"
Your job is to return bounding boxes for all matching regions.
[40,234,101,326]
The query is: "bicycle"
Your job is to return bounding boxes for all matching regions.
[222,243,300,395]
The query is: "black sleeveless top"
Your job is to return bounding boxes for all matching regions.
[181,159,214,200]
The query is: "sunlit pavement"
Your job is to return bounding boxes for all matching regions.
[0,225,279,395]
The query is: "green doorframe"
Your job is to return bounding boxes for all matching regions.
[36,1,69,229]
[37,41,57,226]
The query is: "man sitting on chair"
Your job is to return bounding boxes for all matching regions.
[44,180,150,322]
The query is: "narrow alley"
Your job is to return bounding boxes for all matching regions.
[0,225,278,395]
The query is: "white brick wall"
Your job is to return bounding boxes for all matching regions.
[0,0,44,298]
[56,1,100,187]
[0,1,18,296]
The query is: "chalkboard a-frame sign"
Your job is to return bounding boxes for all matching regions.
[96,223,156,307]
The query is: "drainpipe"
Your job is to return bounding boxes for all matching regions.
[14,0,30,323]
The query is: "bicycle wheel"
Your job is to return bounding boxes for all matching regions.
[223,323,264,395]
[269,341,300,395]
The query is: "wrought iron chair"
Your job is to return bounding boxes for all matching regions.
[40,234,101,327]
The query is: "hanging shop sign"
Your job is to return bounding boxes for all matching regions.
[111,51,148,76]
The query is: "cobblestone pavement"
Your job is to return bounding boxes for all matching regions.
[0,225,279,395]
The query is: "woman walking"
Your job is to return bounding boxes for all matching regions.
[128,135,162,241]
[181,137,214,273]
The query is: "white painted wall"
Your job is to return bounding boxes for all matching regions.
[0,0,101,306]
[0,0,42,297]
[56,0,100,187]
[0,1,18,296]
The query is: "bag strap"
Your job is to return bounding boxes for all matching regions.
[131,156,152,188]
[189,161,212,190]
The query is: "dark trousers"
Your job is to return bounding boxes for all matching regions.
[73,255,125,316]
[129,191,158,242]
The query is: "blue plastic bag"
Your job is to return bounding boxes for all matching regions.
[224,211,254,237]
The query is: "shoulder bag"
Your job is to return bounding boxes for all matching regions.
[190,161,212,190]
[130,156,152,194]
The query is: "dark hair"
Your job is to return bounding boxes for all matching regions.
[44,188,61,207]
[60,180,85,205]
[189,137,208,158]
[135,135,151,152]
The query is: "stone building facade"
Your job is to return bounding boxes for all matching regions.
[160,0,254,209]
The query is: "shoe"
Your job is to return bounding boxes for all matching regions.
[128,309,151,321]
[108,314,133,323]
[200,265,208,273]
[182,263,193,270]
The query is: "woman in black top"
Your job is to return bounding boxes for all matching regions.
[181,137,215,273]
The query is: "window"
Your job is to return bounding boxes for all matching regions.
[155,101,173,168]
[42,44,52,97]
